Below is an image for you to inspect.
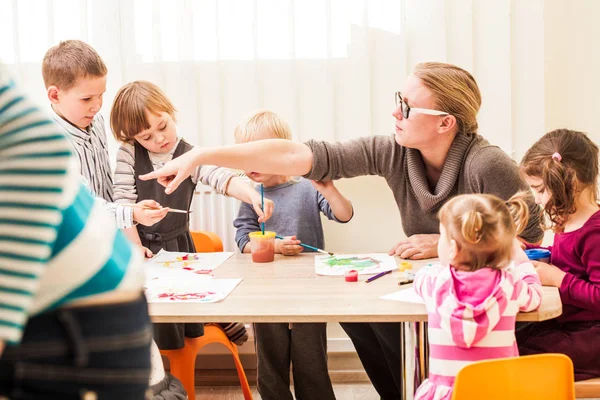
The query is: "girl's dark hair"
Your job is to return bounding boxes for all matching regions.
[521,129,599,232]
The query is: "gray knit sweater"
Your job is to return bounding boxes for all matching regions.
[304,133,543,243]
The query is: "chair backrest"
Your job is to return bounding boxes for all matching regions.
[451,354,575,400]
[190,230,224,252]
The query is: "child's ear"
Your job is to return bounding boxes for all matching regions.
[448,239,459,262]
[47,86,60,104]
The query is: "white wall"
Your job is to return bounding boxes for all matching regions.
[544,0,600,141]
[322,176,405,253]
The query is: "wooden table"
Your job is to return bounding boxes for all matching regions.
[149,254,562,323]
[148,254,562,399]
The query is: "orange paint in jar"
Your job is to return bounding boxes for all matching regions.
[249,231,276,263]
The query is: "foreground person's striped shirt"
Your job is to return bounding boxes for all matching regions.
[413,262,543,400]
[0,73,143,345]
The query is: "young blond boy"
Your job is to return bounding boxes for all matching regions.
[233,110,353,400]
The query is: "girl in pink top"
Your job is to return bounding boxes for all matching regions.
[414,193,543,400]
[517,129,600,380]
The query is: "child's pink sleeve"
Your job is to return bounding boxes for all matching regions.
[513,262,543,312]
[414,264,443,300]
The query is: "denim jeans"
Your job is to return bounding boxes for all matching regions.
[0,295,152,400]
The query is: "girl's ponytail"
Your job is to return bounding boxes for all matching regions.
[506,191,530,236]
[461,210,484,244]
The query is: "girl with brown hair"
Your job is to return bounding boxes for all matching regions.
[518,129,600,381]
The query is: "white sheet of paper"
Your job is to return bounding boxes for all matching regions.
[315,253,398,276]
[145,276,242,303]
[380,287,425,304]
[144,249,234,278]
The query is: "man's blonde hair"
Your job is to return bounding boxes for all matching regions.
[110,81,177,143]
[413,62,481,135]
[234,110,292,144]
[42,40,107,90]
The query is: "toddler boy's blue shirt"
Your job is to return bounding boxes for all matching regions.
[233,178,351,252]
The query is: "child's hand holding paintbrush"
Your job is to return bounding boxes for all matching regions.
[274,235,304,256]
[123,200,189,226]
[275,235,334,256]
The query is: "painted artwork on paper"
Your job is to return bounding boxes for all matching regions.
[144,249,234,276]
[145,277,242,303]
[315,253,398,276]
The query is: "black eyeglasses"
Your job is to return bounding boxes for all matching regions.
[395,92,449,119]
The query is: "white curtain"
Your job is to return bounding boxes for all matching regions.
[0,0,546,152]
[1,0,547,251]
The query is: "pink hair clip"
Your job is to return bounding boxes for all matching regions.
[551,152,562,162]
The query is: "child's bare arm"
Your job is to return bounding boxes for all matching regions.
[312,180,353,222]
[224,177,274,222]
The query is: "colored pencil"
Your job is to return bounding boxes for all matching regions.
[365,270,392,283]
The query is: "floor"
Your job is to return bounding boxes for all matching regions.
[195,384,600,400]
[195,383,379,399]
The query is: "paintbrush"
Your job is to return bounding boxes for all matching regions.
[122,204,192,214]
[275,235,334,256]
[260,184,265,235]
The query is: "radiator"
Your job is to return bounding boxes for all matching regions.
[190,184,241,253]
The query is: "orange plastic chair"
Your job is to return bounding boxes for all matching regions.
[160,231,252,400]
[451,354,575,400]
[190,230,224,252]
[160,325,252,400]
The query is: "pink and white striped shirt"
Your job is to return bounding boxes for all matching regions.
[414,262,543,400]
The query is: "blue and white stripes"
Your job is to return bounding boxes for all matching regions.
[0,72,143,345]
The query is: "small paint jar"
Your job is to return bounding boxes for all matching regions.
[524,248,551,263]
[249,231,276,263]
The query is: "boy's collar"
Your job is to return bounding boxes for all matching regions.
[49,105,94,133]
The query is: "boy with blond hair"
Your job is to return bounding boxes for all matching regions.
[233,110,354,400]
